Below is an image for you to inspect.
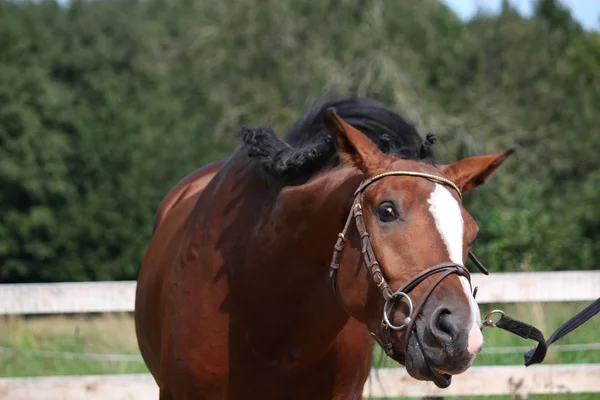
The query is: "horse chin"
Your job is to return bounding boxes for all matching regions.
[403,335,453,389]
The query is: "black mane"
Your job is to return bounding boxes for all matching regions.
[239,96,436,185]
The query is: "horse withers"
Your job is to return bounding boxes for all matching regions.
[135,98,512,399]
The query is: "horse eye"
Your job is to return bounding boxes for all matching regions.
[378,202,399,222]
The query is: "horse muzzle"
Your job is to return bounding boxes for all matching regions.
[402,306,481,388]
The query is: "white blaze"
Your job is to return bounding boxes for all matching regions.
[427,184,483,355]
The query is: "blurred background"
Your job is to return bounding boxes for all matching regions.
[0,0,599,398]
[2,0,600,284]
[1,0,600,283]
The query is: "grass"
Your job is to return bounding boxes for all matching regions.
[0,313,148,377]
[0,302,598,399]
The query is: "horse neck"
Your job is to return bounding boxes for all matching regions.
[228,164,363,363]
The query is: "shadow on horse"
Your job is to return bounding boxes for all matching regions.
[135,97,512,399]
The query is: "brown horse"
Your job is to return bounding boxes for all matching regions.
[135,98,512,399]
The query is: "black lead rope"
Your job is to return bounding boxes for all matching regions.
[484,298,600,366]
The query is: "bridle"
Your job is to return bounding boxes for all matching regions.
[328,169,600,369]
[329,170,489,359]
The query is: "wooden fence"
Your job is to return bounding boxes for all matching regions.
[1,270,599,399]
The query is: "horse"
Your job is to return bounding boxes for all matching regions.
[134,97,513,399]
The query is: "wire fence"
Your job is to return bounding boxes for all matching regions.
[1,275,598,398]
[2,342,600,362]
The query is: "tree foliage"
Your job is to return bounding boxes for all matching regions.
[0,0,599,282]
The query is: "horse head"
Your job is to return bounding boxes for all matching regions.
[324,108,512,388]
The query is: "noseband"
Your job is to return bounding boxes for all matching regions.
[329,171,488,359]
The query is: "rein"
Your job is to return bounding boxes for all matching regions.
[483,299,600,366]
[329,170,600,366]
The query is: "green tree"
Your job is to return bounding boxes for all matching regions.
[1,0,598,282]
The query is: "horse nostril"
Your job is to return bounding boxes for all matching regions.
[430,307,458,345]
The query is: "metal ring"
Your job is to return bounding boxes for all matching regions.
[382,291,413,330]
[482,309,505,329]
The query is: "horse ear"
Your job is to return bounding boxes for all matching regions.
[324,107,382,172]
[438,149,515,193]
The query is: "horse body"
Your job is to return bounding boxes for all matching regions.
[137,142,373,399]
[135,97,512,399]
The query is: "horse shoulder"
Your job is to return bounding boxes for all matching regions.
[153,159,226,233]
[137,159,227,384]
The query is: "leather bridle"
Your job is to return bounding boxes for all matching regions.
[329,171,489,359]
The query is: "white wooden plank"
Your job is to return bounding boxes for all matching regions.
[1,271,598,315]
[471,270,600,304]
[0,365,598,399]
[0,281,136,315]
[0,374,158,400]
[364,363,600,398]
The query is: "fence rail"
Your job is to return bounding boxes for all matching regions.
[1,364,599,399]
[2,270,599,315]
[1,271,598,399]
